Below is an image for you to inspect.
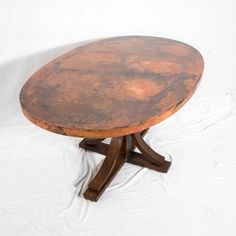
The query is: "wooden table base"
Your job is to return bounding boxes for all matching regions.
[79,130,171,201]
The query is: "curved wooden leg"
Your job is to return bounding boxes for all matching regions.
[83,136,126,201]
[140,128,149,137]
[129,132,171,173]
[131,133,165,165]
[79,131,171,201]
[79,138,107,155]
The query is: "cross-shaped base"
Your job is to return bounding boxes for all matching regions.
[79,130,171,201]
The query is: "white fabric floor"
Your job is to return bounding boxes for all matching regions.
[1,51,236,236]
[1,1,236,235]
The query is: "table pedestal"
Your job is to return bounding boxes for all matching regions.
[79,130,171,201]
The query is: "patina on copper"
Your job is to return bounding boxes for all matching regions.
[20,36,204,138]
[19,36,204,201]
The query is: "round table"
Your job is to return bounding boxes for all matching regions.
[20,36,204,201]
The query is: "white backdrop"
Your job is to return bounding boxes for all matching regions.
[0,0,236,235]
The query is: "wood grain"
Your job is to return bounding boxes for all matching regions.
[80,132,171,201]
[20,36,204,138]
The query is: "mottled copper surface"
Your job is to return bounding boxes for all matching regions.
[20,36,204,138]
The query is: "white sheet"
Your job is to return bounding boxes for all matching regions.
[1,1,236,235]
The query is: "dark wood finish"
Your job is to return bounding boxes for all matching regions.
[131,133,165,165]
[83,138,105,145]
[80,131,170,201]
[83,137,126,201]
[20,36,204,138]
[127,151,171,173]
[79,138,108,155]
[79,130,149,156]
